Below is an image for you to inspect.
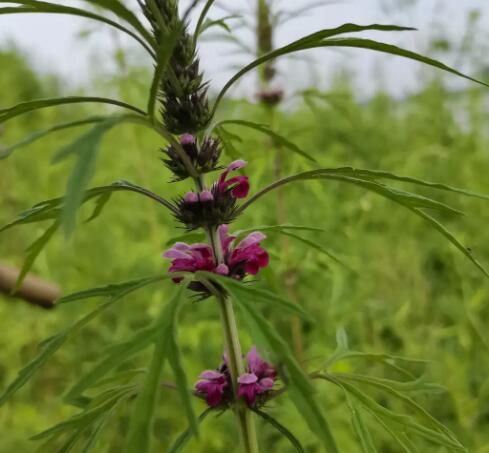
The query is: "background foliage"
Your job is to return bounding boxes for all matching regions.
[1,16,489,451]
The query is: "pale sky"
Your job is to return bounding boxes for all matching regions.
[0,1,488,98]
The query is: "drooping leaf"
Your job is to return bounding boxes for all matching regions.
[124,287,188,453]
[80,0,155,47]
[407,206,489,277]
[56,274,172,305]
[0,275,174,406]
[253,409,306,453]
[240,171,463,216]
[0,96,145,125]
[316,167,489,201]
[0,116,106,159]
[167,408,214,453]
[238,168,489,277]
[215,120,317,162]
[0,180,176,234]
[317,37,489,89]
[212,23,489,116]
[13,221,59,292]
[0,1,154,55]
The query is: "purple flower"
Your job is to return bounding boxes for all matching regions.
[195,348,276,408]
[163,226,268,283]
[217,160,250,199]
[238,347,277,407]
[195,370,229,407]
[219,225,269,278]
[162,242,215,281]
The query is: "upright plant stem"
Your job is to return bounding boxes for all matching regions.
[207,226,260,453]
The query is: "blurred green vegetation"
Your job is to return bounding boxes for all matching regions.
[1,47,489,452]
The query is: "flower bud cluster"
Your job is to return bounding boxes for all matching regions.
[173,159,249,230]
[142,0,211,134]
[161,133,222,181]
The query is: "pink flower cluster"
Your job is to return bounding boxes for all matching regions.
[163,225,268,281]
[195,347,277,408]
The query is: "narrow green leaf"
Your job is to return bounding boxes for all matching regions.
[216,120,317,162]
[0,1,154,56]
[408,206,489,278]
[85,192,112,223]
[322,376,465,451]
[194,0,217,42]
[168,331,199,438]
[320,167,489,202]
[211,23,488,116]
[13,221,59,292]
[0,96,145,124]
[369,412,416,453]
[344,393,378,453]
[211,24,417,114]
[0,298,116,405]
[318,38,489,89]
[215,126,242,159]
[167,408,214,453]
[64,325,159,406]
[80,0,155,47]
[0,116,105,159]
[333,373,456,440]
[336,328,349,350]
[253,409,306,453]
[56,275,172,305]
[199,15,238,36]
[0,180,176,234]
[234,224,325,237]
[147,26,182,119]
[124,287,187,453]
[335,373,444,394]
[280,231,351,269]
[0,274,175,406]
[32,385,136,440]
[196,272,311,320]
[52,120,119,237]
[80,407,115,452]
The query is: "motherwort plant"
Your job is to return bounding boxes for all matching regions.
[1,1,489,452]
